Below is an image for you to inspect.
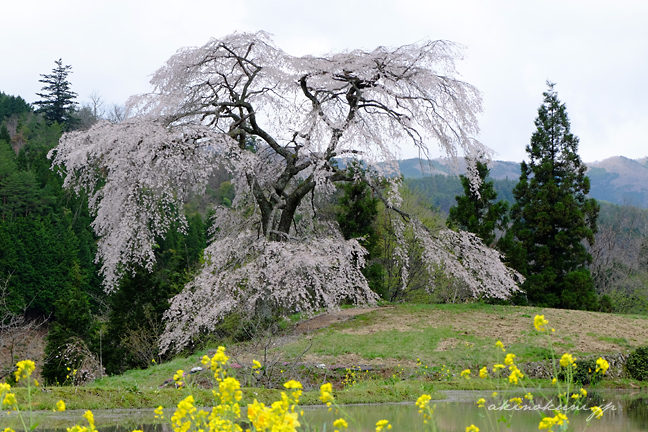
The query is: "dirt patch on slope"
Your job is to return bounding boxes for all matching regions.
[294,307,386,334]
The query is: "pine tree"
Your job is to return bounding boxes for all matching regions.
[336,177,385,296]
[447,159,509,246]
[34,59,78,130]
[506,82,599,309]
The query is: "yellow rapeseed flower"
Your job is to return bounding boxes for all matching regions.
[416,394,432,411]
[493,364,505,372]
[56,400,66,412]
[218,376,242,403]
[539,416,556,430]
[465,425,480,432]
[495,341,505,351]
[596,357,609,375]
[476,398,485,407]
[3,428,15,432]
[560,353,576,368]
[460,369,471,379]
[479,367,488,379]
[554,412,568,425]
[154,405,164,419]
[524,392,533,401]
[534,315,549,332]
[83,410,97,431]
[320,383,334,406]
[552,377,557,385]
[283,380,302,390]
[14,360,35,382]
[508,365,524,384]
[3,393,17,408]
[590,406,604,419]
[334,418,349,430]
[509,397,522,406]
[375,419,391,431]
[504,353,516,365]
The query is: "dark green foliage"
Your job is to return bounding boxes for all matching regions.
[0,214,82,315]
[447,160,509,246]
[0,92,31,121]
[34,59,79,130]
[0,125,10,144]
[558,357,603,385]
[626,346,648,381]
[504,83,599,310]
[41,280,95,385]
[598,294,613,313]
[336,179,385,296]
[101,215,206,374]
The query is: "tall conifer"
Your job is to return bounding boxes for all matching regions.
[34,59,78,130]
[447,159,509,246]
[505,82,599,309]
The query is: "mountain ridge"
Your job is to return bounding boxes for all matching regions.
[399,155,648,208]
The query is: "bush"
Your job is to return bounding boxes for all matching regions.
[558,358,602,386]
[627,346,648,381]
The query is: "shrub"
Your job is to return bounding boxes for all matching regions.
[558,358,601,385]
[626,346,648,381]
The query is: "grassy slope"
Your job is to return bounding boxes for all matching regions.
[11,304,648,410]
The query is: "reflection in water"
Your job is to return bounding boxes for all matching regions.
[302,394,648,432]
[3,392,647,431]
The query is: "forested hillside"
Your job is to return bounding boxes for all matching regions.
[401,157,648,209]
[0,91,212,381]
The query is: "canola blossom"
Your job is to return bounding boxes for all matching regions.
[14,359,36,382]
[590,406,604,419]
[334,418,349,431]
[533,314,549,332]
[596,357,609,374]
[375,419,392,431]
[560,353,576,368]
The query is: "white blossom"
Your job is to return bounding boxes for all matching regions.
[49,32,518,352]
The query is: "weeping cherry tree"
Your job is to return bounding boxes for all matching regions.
[50,32,522,352]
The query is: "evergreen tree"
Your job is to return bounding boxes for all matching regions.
[447,159,509,246]
[34,59,78,130]
[336,178,385,296]
[505,82,599,309]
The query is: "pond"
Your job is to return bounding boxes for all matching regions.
[2,391,647,431]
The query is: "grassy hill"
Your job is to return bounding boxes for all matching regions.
[12,304,647,412]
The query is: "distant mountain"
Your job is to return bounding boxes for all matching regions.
[399,156,648,208]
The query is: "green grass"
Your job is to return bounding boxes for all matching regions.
[10,303,648,411]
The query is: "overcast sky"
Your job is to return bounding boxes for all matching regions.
[2,0,647,162]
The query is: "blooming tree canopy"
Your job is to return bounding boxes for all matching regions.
[50,32,521,352]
